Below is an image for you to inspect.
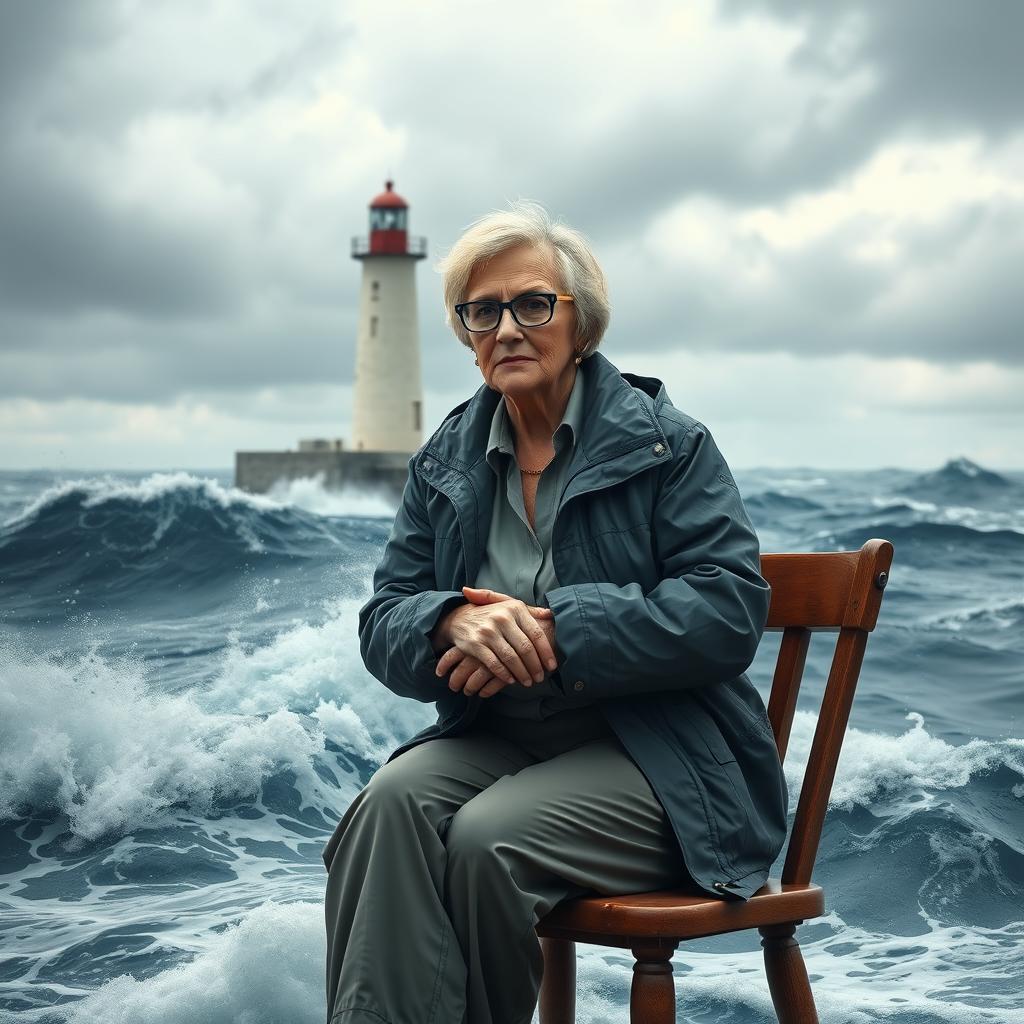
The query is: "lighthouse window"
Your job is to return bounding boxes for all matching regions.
[412,400,421,432]
[370,316,378,338]
[370,207,407,231]
[371,280,379,301]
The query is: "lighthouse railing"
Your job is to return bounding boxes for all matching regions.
[351,235,427,258]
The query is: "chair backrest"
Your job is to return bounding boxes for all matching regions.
[759,538,894,888]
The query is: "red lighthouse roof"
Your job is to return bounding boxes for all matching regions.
[352,179,425,260]
[369,180,408,208]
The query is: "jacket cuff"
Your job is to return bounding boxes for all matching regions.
[405,590,468,698]
[545,584,610,700]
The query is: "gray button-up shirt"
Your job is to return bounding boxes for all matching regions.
[473,367,599,719]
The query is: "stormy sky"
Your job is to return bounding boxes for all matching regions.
[1,0,1021,471]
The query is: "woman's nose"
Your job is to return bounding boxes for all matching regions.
[494,307,524,341]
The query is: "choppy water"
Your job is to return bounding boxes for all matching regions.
[1,457,1022,1023]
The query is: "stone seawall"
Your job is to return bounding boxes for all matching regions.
[235,450,411,501]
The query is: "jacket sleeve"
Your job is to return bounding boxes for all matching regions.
[357,453,469,703]
[544,421,770,700]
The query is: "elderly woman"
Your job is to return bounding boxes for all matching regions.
[322,201,788,1024]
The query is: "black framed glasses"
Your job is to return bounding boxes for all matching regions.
[454,292,575,332]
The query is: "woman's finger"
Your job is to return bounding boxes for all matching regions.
[489,612,545,685]
[446,656,474,691]
[510,605,557,675]
[463,662,499,696]
[462,586,509,603]
[465,635,516,684]
[463,586,553,619]
[485,627,535,686]
[435,645,465,677]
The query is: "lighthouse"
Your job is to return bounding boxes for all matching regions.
[233,180,425,499]
[350,180,427,453]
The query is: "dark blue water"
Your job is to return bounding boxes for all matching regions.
[1,459,1022,1023]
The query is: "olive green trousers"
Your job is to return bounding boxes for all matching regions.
[322,702,690,1024]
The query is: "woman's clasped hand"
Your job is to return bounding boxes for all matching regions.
[434,586,560,698]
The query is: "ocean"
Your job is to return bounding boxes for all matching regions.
[1,458,1022,1023]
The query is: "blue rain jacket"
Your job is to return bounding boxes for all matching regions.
[339,350,789,901]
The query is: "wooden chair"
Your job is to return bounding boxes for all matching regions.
[535,537,895,1024]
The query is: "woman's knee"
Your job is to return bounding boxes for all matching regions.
[444,792,507,868]
[354,756,423,816]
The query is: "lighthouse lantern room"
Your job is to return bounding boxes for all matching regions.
[351,180,426,453]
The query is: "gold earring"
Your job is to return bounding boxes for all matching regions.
[574,351,582,365]
[474,357,479,365]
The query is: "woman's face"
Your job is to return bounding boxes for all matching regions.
[463,242,577,395]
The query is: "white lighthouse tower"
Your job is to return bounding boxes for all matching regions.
[351,180,426,453]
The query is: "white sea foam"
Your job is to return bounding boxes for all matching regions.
[203,595,428,765]
[0,469,397,534]
[1,471,287,529]
[266,471,397,519]
[870,494,940,513]
[60,900,323,1024]
[922,596,1024,631]
[0,642,326,843]
[940,503,1024,533]
[783,709,1024,812]
[870,493,1024,533]
[761,476,830,490]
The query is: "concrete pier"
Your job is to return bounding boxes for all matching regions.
[235,449,410,502]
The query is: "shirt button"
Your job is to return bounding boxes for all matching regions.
[574,680,585,691]
[653,443,666,456]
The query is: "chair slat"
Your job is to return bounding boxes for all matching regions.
[767,626,810,762]
[781,626,869,886]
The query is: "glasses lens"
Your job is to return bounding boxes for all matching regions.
[463,302,499,331]
[512,294,553,326]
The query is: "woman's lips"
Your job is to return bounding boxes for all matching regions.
[499,357,534,365]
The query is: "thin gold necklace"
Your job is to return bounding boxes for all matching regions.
[516,444,553,475]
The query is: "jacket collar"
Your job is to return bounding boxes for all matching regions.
[419,351,673,581]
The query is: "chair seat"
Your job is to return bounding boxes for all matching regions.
[535,878,824,946]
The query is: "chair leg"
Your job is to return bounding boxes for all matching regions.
[538,936,576,1024]
[629,940,677,1024]
[759,922,819,1024]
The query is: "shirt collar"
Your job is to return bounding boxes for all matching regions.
[485,365,585,472]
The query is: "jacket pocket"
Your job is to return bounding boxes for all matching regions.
[701,727,738,765]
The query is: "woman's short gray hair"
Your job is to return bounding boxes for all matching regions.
[435,199,610,357]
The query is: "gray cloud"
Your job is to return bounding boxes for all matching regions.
[0,305,360,401]
[0,0,1022,418]
[0,2,110,113]
[601,198,1024,368]
[0,151,243,317]
[722,1,1024,138]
